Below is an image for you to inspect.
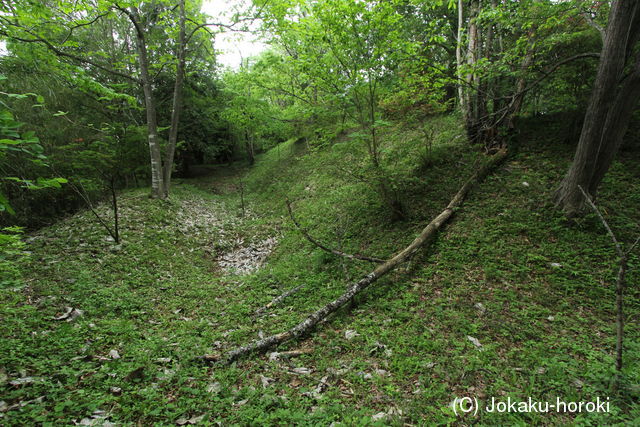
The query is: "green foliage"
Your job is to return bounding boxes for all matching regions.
[218,52,296,160]
[0,76,68,216]
[0,226,27,288]
[2,114,638,424]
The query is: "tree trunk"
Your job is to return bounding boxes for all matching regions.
[162,0,187,197]
[506,47,534,130]
[456,0,466,115]
[554,1,640,216]
[476,3,493,131]
[245,130,255,165]
[463,0,482,144]
[129,8,165,199]
[463,0,479,142]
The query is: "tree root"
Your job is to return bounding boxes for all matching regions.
[199,149,508,364]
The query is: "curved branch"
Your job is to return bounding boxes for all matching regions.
[286,199,386,263]
[113,4,145,40]
[475,52,601,129]
[0,23,141,84]
[199,149,508,364]
[578,186,622,257]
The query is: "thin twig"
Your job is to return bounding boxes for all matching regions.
[628,235,640,254]
[578,186,622,257]
[286,199,386,263]
[253,284,307,317]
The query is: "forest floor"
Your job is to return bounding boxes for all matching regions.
[2,114,640,425]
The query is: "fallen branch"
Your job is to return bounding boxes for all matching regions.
[286,199,386,263]
[201,149,508,364]
[253,284,307,317]
[578,186,640,374]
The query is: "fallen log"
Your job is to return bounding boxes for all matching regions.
[200,149,508,364]
[286,199,386,263]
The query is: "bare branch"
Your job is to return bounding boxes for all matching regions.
[286,198,386,263]
[578,185,623,258]
[253,284,307,317]
[577,0,606,42]
[185,16,256,44]
[61,12,110,44]
[474,52,601,129]
[0,23,141,84]
[628,235,640,254]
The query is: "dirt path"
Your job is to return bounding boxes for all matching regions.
[176,163,278,276]
[179,163,250,196]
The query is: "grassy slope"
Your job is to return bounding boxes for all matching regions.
[1,114,639,425]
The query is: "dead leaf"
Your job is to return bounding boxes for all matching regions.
[206,382,221,394]
[9,377,42,386]
[54,307,73,320]
[356,371,372,380]
[158,369,175,380]
[259,375,274,389]
[344,330,359,340]
[188,415,205,424]
[54,307,83,321]
[125,367,145,382]
[302,375,329,399]
[374,369,390,377]
[467,336,483,350]
[372,412,387,421]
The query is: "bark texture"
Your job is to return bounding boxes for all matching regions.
[555,1,640,215]
[136,20,164,198]
[129,8,165,199]
[456,0,466,114]
[162,0,187,197]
